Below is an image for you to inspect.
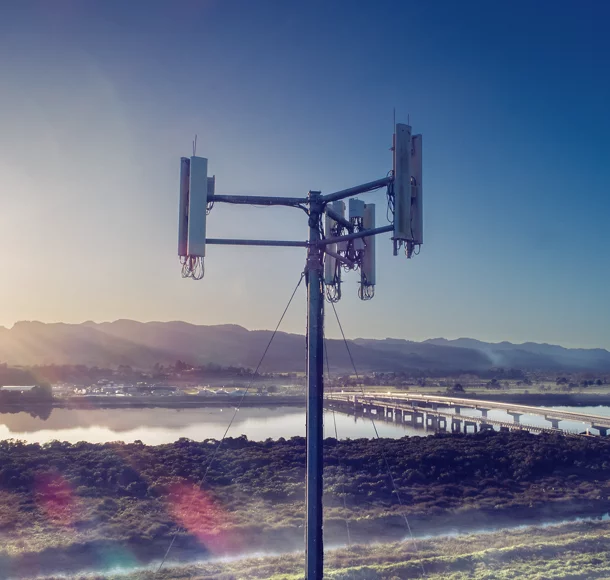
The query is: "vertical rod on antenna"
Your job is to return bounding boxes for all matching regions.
[305,190,325,579]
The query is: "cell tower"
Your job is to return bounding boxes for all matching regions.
[177,123,423,579]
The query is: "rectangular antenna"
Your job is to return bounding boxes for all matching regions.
[187,156,208,257]
[349,198,365,220]
[393,123,412,241]
[178,157,190,256]
[324,212,337,284]
[411,134,423,245]
[362,203,376,286]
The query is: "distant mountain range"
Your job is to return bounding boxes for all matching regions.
[0,320,609,373]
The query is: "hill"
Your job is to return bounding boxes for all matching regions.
[0,320,609,372]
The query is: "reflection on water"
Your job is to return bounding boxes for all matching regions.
[0,404,608,445]
[0,406,426,445]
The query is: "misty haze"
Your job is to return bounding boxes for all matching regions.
[1,1,609,579]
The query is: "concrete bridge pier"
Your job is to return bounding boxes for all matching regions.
[545,417,560,429]
[464,420,478,434]
[438,417,447,431]
[479,422,493,432]
[593,425,608,437]
[508,412,522,424]
[414,412,424,427]
[451,418,462,433]
[425,414,438,430]
[478,408,489,418]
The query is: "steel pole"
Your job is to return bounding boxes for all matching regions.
[305,191,324,579]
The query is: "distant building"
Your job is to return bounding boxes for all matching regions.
[135,385,177,395]
[1,385,37,392]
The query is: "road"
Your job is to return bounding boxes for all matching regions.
[326,392,610,435]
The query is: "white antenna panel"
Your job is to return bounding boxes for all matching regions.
[332,201,348,254]
[393,123,412,241]
[187,156,208,257]
[178,157,190,257]
[207,175,216,196]
[330,200,345,216]
[324,201,346,285]
[349,198,365,220]
[324,252,337,284]
[362,204,376,286]
[411,134,423,245]
[325,207,337,238]
[324,212,338,285]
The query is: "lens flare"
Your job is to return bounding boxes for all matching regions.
[34,472,77,526]
[166,482,237,554]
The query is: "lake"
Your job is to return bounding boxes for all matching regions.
[1,403,610,444]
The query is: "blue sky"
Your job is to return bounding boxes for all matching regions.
[0,0,609,348]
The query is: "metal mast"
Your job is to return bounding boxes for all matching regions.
[305,191,325,577]
[176,123,423,579]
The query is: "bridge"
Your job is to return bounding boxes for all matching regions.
[325,392,610,436]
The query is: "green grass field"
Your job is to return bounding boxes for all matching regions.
[5,432,610,578]
[75,519,610,580]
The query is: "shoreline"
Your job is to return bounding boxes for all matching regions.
[4,391,610,412]
[0,395,306,413]
[60,394,306,409]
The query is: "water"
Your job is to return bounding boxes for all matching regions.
[0,407,419,444]
[1,403,610,444]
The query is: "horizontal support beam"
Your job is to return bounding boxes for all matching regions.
[206,238,308,247]
[208,194,308,206]
[207,225,392,249]
[317,224,393,246]
[321,177,392,203]
[325,206,353,231]
[207,178,392,208]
